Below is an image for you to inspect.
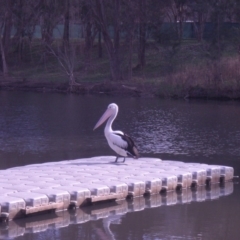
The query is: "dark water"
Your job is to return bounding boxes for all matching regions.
[0,91,240,240]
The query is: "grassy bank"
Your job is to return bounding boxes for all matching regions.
[1,40,240,100]
[153,56,240,99]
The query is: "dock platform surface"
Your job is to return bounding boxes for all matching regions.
[0,156,234,221]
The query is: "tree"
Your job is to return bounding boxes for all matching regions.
[40,0,64,45]
[11,0,42,61]
[188,0,210,42]
[2,0,12,60]
[206,0,236,59]
[90,0,122,81]
[0,0,11,77]
[164,0,189,42]
[0,23,9,77]
[138,0,166,69]
[47,41,79,88]
[45,0,82,88]
[80,1,98,70]
[233,0,240,60]
[120,0,137,80]
[137,0,147,69]
[62,0,70,49]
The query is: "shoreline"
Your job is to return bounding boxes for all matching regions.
[1,79,240,101]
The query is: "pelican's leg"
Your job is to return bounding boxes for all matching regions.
[115,156,119,163]
[122,157,125,163]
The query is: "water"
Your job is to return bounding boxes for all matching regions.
[0,91,240,240]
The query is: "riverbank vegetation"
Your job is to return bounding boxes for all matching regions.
[0,0,240,99]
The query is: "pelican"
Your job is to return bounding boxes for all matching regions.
[93,103,139,162]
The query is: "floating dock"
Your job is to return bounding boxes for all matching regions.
[0,181,234,239]
[0,156,234,222]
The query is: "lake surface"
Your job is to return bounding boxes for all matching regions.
[0,91,240,240]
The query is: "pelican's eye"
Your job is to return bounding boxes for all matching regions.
[108,104,116,109]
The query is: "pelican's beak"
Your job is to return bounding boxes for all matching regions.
[93,108,112,130]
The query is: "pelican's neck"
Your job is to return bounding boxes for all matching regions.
[105,109,118,134]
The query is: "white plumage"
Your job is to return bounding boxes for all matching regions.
[93,103,139,162]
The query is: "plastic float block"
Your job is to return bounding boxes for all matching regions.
[210,165,234,182]
[121,179,146,197]
[157,173,178,191]
[0,188,17,195]
[7,192,49,207]
[167,170,193,189]
[31,189,71,210]
[178,167,207,186]
[52,186,91,207]
[0,196,26,220]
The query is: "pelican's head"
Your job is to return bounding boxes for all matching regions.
[107,103,118,111]
[93,103,118,130]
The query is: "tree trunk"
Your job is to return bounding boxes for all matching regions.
[84,6,93,70]
[109,52,120,81]
[238,44,240,62]
[13,0,24,61]
[138,0,146,69]
[2,1,12,59]
[42,25,53,44]
[178,3,183,42]
[62,0,70,49]
[98,28,102,58]
[113,0,120,74]
[69,73,76,85]
[198,13,204,42]
[193,14,202,42]
[84,21,92,70]
[0,36,9,77]
[93,0,121,81]
[127,29,133,80]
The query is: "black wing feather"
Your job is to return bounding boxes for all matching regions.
[114,133,139,158]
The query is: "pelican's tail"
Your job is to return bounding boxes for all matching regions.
[127,150,139,159]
